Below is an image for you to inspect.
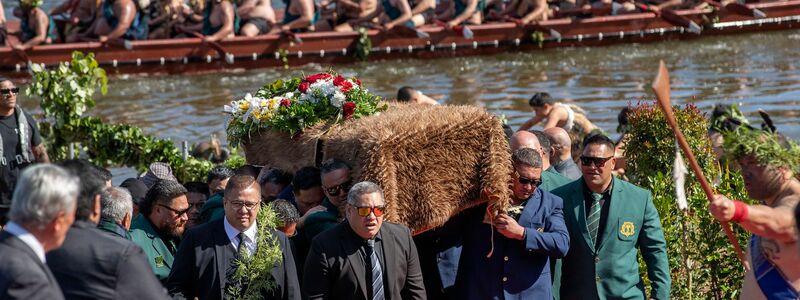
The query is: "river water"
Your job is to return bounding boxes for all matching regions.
[4,2,800,178]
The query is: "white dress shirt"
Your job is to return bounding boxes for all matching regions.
[4,221,46,263]
[223,217,258,256]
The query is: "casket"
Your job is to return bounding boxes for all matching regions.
[242,103,512,232]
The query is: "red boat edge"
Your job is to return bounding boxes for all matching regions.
[1,0,799,77]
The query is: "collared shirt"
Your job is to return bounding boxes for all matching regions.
[223,217,258,256]
[359,230,386,300]
[553,158,582,180]
[4,221,46,263]
[583,179,613,248]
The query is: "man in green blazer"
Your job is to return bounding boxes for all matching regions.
[130,180,189,283]
[552,134,670,300]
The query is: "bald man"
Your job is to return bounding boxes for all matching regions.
[509,131,571,192]
[544,128,581,180]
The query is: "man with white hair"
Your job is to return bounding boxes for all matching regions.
[97,186,134,239]
[0,164,78,299]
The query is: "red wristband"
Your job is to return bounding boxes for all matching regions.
[730,200,749,223]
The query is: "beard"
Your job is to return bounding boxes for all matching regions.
[161,219,187,237]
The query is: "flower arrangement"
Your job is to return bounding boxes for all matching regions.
[225,72,386,145]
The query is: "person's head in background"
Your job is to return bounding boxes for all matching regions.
[183,181,209,229]
[259,167,293,203]
[207,165,235,195]
[396,86,438,105]
[271,199,300,237]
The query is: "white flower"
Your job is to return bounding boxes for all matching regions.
[331,90,346,108]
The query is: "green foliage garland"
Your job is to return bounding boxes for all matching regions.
[28,52,243,182]
[624,102,751,299]
[722,128,800,172]
[227,204,284,300]
[355,27,372,61]
[531,31,545,48]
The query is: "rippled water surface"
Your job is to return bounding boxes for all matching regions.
[4,1,800,155]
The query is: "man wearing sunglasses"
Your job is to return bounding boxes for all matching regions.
[0,80,49,226]
[130,180,190,284]
[303,159,353,243]
[510,131,572,192]
[454,148,569,299]
[552,134,670,300]
[303,181,426,299]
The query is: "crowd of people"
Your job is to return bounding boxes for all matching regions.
[0,75,799,300]
[0,0,719,50]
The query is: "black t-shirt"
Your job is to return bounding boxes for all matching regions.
[0,109,42,208]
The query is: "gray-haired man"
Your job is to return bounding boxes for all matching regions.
[0,164,78,299]
[98,187,134,239]
[303,181,426,299]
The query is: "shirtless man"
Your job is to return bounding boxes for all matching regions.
[92,0,148,42]
[10,0,56,50]
[518,92,597,135]
[396,86,438,105]
[709,136,800,299]
[376,0,413,30]
[408,0,435,26]
[238,0,277,36]
[178,0,236,42]
[279,0,317,32]
[443,0,484,28]
[51,0,101,42]
[500,0,549,24]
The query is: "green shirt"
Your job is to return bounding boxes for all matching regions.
[129,214,180,283]
[200,192,225,224]
[303,198,340,243]
[540,166,573,192]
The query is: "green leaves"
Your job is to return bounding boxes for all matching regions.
[27,51,244,182]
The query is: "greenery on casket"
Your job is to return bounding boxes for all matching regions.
[624,102,751,299]
[27,52,244,182]
[227,203,283,300]
[224,71,387,146]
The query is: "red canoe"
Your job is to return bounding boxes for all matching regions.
[1,0,798,77]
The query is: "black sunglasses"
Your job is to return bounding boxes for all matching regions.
[158,204,191,216]
[518,176,542,187]
[580,156,614,167]
[325,180,352,196]
[0,88,20,95]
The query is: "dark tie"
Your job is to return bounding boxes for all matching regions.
[365,239,385,300]
[587,192,603,247]
[237,232,249,258]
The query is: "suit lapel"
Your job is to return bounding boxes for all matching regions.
[598,177,623,251]
[571,181,595,253]
[342,226,369,299]
[214,221,234,299]
[379,228,395,298]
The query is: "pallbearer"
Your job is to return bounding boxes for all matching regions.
[709,130,800,300]
[553,134,671,300]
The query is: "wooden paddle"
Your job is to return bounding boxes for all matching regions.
[2,30,32,63]
[651,60,749,269]
[636,3,702,34]
[434,19,474,39]
[183,31,234,64]
[702,0,765,17]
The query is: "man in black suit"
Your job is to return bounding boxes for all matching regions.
[303,181,427,300]
[46,159,170,300]
[0,164,78,299]
[166,174,301,300]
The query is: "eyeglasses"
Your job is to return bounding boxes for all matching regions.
[228,201,260,211]
[517,176,542,187]
[0,88,20,96]
[353,205,386,217]
[580,156,614,167]
[158,204,191,216]
[324,180,352,197]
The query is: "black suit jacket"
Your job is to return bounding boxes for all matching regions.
[165,218,301,300]
[0,231,63,300]
[303,222,426,300]
[45,220,169,300]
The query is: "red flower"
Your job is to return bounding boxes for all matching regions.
[334,75,353,93]
[298,82,310,93]
[342,101,356,120]
[305,73,333,84]
[280,98,291,107]
[355,79,362,86]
